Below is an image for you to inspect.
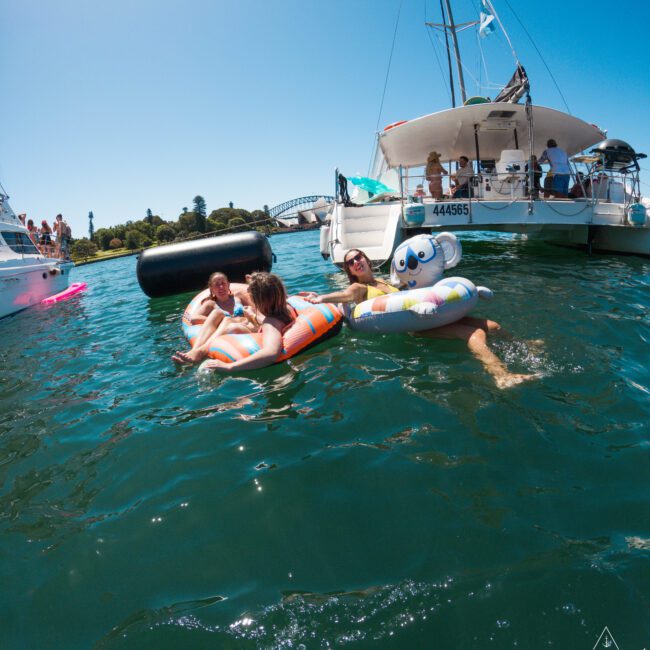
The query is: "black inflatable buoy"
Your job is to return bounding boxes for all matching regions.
[136,231,273,298]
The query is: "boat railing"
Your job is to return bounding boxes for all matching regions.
[400,166,637,207]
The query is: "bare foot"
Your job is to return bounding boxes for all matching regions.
[495,372,540,389]
[172,348,204,365]
[494,373,541,388]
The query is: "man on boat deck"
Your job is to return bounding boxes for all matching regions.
[539,139,571,198]
[450,156,473,198]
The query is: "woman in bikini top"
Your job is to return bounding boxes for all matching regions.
[302,249,398,305]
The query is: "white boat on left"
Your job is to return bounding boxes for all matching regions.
[0,184,73,319]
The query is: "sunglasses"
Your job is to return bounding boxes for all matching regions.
[345,252,364,268]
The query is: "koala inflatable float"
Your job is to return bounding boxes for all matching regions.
[346,233,492,333]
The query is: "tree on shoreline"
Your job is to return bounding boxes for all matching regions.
[87,195,280,255]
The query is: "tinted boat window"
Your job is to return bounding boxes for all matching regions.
[1,231,41,254]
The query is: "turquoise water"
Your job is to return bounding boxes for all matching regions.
[1,230,648,649]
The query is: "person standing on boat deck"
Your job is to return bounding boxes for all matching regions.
[425,151,447,199]
[54,214,70,259]
[39,219,54,257]
[301,248,537,389]
[525,155,543,197]
[450,156,473,198]
[539,139,571,198]
[26,219,39,248]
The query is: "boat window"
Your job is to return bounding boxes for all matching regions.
[1,231,40,255]
[487,110,516,119]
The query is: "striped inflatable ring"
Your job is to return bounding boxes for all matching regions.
[346,277,493,333]
[182,294,343,364]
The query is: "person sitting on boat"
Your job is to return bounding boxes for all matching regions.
[413,184,426,199]
[568,172,587,199]
[450,156,473,199]
[539,139,570,198]
[173,272,296,371]
[39,219,54,256]
[301,248,537,388]
[525,155,543,197]
[425,151,447,199]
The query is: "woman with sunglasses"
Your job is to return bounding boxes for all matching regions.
[303,249,537,389]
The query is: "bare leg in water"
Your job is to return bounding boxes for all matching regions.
[173,318,253,365]
[415,319,537,389]
[191,308,227,350]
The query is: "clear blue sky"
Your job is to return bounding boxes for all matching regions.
[2,0,649,237]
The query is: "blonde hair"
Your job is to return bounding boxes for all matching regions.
[248,272,293,324]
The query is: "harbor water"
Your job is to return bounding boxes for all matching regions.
[1,230,648,648]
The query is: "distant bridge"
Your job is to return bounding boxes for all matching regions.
[268,195,335,219]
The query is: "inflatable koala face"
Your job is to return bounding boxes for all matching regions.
[390,232,462,289]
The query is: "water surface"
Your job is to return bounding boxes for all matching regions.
[1,230,648,648]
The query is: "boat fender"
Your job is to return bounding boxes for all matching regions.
[627,203,647,226]
[183,295,343,365]
[137,231,273,298]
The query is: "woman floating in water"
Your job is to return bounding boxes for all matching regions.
[185,272,258,350]
[173,272,296,372]
[303,248,538,389]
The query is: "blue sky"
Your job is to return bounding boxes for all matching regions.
[2,0,649,236]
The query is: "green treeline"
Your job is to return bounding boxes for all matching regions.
[90,195,274,253]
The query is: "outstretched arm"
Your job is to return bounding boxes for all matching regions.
[301,283,367,305]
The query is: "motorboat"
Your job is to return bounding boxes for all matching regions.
[320,4,649,267]
[0,185,73,319]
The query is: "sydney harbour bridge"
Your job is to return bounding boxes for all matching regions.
[267,195,334,227]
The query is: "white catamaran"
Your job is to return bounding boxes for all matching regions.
[0,185,73,319]
[319,1,649,268]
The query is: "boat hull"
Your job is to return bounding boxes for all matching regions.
[0,260,73,319]
[323,198,650,266]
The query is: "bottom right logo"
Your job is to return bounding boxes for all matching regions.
[593,626,620,650]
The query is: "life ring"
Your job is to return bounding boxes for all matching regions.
[384,120,408,131]
[345,277,493,333]
[182,293,343,364]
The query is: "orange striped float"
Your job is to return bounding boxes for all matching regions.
[182,294,343,364]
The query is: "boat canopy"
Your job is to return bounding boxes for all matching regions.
[377,103,606,169]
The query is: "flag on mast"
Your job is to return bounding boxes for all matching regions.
[479,0,496,38]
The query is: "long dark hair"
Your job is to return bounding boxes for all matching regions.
[248,272,293,324]
[343,248,372,284]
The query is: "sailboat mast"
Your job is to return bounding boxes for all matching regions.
[439,0,456,108]
[444,0,467,104]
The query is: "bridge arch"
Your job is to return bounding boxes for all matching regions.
[268,195,335,219]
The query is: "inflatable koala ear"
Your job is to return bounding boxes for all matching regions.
[435,232,462,270]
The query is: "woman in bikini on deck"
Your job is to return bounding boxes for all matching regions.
[302,248,537,389]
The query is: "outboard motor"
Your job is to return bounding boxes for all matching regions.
[590,139,646,172]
